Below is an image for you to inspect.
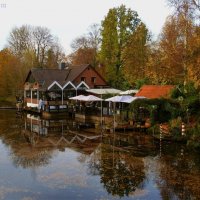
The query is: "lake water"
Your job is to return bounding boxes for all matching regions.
[0,110,199,200]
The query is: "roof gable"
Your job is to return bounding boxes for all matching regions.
[48,81,63,90]
[135,85,175,99]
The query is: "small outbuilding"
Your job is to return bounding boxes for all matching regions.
[135,85,175,99]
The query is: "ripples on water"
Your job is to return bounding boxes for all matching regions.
[0,110,199,200]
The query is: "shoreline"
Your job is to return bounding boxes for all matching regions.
[0,107,16,110]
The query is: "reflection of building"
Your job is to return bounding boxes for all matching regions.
[24,114,101,154]
[23,64,107,114]
[9,114,102,169]
[24,114,70,135]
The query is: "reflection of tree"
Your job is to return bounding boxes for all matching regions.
[86,144,101,176]
[98,144,145,197]
[11,147,53,168]
[5,129,54,168]
[156,145,200,200]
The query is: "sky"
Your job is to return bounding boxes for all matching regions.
[0,0,172,54]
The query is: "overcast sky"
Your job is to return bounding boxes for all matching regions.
[0,0,171,54]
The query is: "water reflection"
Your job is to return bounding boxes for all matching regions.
[14,113,101,169]
[0,110,200,200]
[99,144,145,197]
[155,144,200,200]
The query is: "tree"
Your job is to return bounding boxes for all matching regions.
[70,24,101,67]
[3,25,64,102]
[187,25,200,87]
[122,22,150,86]
[68,48,96,66]
[87,23,101,52]
[32,26,53,67]
[8,25,64,69]
[146,1,200,86]
[0,49,21,97]
[166,0,199,86]
[8,25,32,57]
[160,15,188,84]
[145,42,166,84]
[99,5,141,88]
[167,0,200,20]
[87,23,101,67]
[44,39,64,69]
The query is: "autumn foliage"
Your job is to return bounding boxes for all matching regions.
[0,49,21,97]
[0,2,200,103]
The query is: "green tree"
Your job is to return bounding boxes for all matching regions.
[122,22,150,86]
[99,5,140,88]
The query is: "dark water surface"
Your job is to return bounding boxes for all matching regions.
[0,110,200,200]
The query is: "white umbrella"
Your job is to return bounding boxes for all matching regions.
[105,95,146,103]
[105,95,133,132]
[80,95,103,126]
[105,95,146,132]
[69,95,102,102]
[81,95,103,102]
[70,94,103,126]
[69,95,86,100]
[105,95,133,103]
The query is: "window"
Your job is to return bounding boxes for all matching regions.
[32,90,38,98]
[25,90,31,98]
[81,77,86,82]
[91,77,96,83]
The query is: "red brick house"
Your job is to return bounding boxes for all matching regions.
[135,85,175,99]
[24,64,107,111]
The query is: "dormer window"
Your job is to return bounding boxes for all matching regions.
[81,77,86,82]
[91,77,96,83]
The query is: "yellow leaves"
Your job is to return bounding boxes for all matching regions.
[0,49,21,97]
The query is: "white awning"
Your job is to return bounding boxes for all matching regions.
[120,89,139,95]
[86,88,122,95]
